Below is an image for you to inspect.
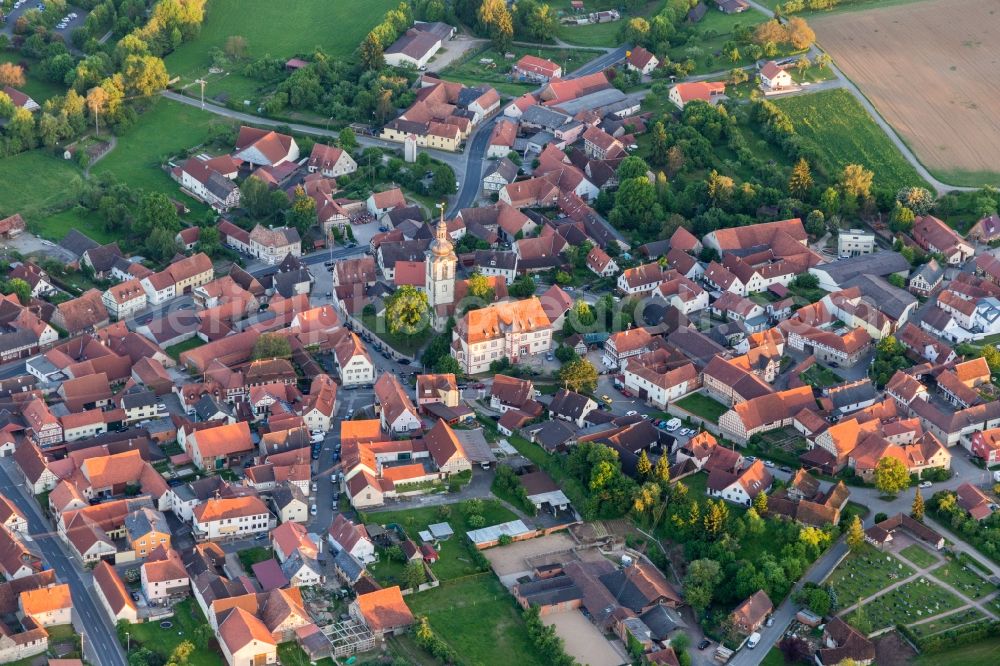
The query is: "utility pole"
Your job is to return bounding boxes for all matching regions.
[194,78,207,109]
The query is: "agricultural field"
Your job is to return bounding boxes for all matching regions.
[811,0,1000,186]
[774,89,929,192]
[440,45,595,96]
[406,574,547,666]
[164,0,397,101]
[844,577,964,632]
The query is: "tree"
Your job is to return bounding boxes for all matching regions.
[804,209,825,237]
[558,357,598,394]
[778,636,812,664]
[466,271,494,301]
[703,499,730,539]
[478,0,514,53]
[523,2,558,42]
[980,345,1000,372]
[122,55,169,97]
[807,588,831,616]
[786,16,816,49]
[168,641,195,666]
[288,185,316,236]
[653,453,670,485]
[636,450,652,480]
[338,126,358,152]
[617,155,650,181]
[385,285,429,335]
[846,514,865,551]
[0,62,25,87]
[840,164,874,200]
[912,487,925,521]
[632,481,661,520]
[86,86,109,134]
[889,202,915,232]
[650,121,669,167]
[146,227,181,262]
[253,333,292,360]
[795,54,811,77]
[752,491,768,515]
[359,33,384,71]
[788,158,813,199]
[683,558,722,613]
[405,561,427,589]
[874,456,910,497]
[729,67,749,85]
[896,186,934,216]
[241,176,278,219]
[434,354,461,375]
[224,35,248,60]
[193,624,212,650]
[135,192,180,237]
[3,278,31,305]
[814,53,831,69]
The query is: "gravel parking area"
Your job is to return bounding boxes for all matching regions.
[544,611,627,666]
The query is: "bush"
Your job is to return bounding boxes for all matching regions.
[467,514,486,528]
[874,512,888,524]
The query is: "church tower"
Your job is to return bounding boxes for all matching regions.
[426,205,457,330]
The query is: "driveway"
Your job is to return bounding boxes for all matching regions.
[545,610,629,666]
[427,34,487,73]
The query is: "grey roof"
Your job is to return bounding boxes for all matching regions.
[522,420,576,451]
[194,394,231,421]
[174,476,226,503]
[124,508,168,539]
[387,205,425,227]
[385,29,440,59]
[0,328,40,354]
[520,105,572,130]
[841,274,917,322]
[84,243,124,272]
[333,549,364,583]
[379,239,430,266]
[474,249,517,271]
[485,157,518,184]
[527,130,555,147]
[122,387,158,410]
[827,379,878,412]
[412,21,454,40]
[273,268,314,298]
[282,549,322,580]
[911,260,945,286]
[548,389,593,421]
[204,170,237,201]
[549,88,627,116]
[812,250,911,286]
[59,229,100,257]
[273,483,307,510]
[639,605,688,640]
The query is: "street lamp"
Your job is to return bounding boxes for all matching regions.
[126,631,130,653]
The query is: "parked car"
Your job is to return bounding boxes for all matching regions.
[697,639,711,650]
[918,480,932,488]
[310,504,318,516]
[747,632,761,649]
[601,394,613,404]
[763,460,776,468]
[626,410,638,416]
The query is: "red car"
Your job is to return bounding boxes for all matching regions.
[620,389,633,398]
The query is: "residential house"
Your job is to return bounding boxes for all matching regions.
[415,374,459,411]
[187,421,255,471]
[730,590,772,634]
[912,215,974,265]
[93,560,139,624]
[603,328,654,369]
[626,46,659,75]
[174,157,241,211]
[327,514,377,565]
[668,81,726,109]
[909,259,944,297]
[514,55,562,82]
[489,375,536,413]
[586,246,619,277]
[141,547,190,602]
[350,586,414,638]
[102,279,148,320]
[548,389,597,428]
[487,120,517,159]
[758,61,793,90]
[374,374,421,434]
[234,126,299,168]
[192,496,274,541]
[307,143,357,178]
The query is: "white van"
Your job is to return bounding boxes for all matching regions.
[665,418,681,431]
[747,632,761,649]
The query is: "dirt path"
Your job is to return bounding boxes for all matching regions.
[83,135,117,178]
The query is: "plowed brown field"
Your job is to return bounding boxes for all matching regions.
[812,0,1000,177]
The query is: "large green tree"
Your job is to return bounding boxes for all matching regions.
[873,456,909,497]
[558,357,598,394]
[386,285,429,335]
[253,333,292,360]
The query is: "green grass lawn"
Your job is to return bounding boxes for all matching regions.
[364,500,519,581]
[166,337,207,362]
[760,647,786,666]
[406,573,547,666]
[277,644,334,666]
[774,88,930,192]
[440,45,595,96]
[91,99,223,216]
[0,150,84,221]
[916,637,1000,666]
[931,559,996,600]
[826,545,914,605]
[504,432,588,508]
[845,577,964,632]
[124,598,222,666]
[674,393,728,423]
[164,0,397,99]
[899,544,941,569]
[33,207,118,245]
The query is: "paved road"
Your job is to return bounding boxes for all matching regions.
[570,45,629,77]
[0,459,128,666]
